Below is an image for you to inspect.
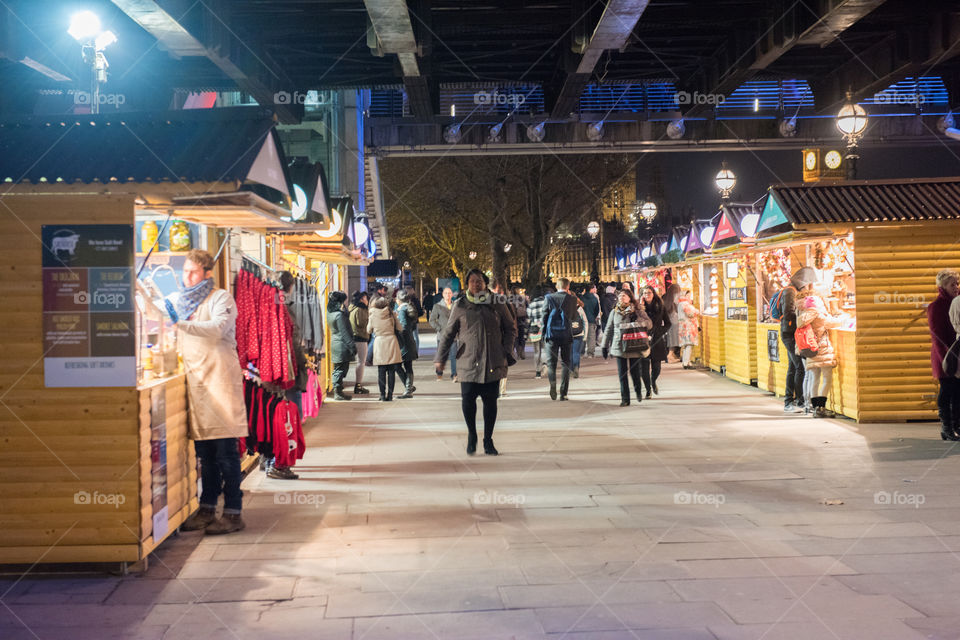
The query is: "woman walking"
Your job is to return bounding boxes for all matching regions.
[640,286,670,398]
[601,288,652,406]
[367,295,403,401]
[349,291,371,395]
[435,269,517,455]
[395,289,419,399]
[326,291,357,401]
[664,283,681,363]
[570,297,588,378]
[677,290,700,369]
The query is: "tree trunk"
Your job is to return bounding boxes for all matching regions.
[522,247,545,291]
[491,237,509,288]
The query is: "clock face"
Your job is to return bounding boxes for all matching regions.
[804,151,817,171]
[824,150,842,169]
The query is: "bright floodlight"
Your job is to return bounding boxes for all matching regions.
[68,11,101,42]
[95,30,117,51]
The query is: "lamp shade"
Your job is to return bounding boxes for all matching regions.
[837,101,868,138]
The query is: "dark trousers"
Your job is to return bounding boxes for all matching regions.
[195,437,243,513]
[461,380,500,440]
[938,377,960,427]
[378,364,398,398]
[332,361,350,389]
[616,357,643,402]
[396,359,415,390]
[546,340,573,396]
[784,339,805,405]
[640,357,661,392]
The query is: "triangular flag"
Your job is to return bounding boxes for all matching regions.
[247,132,290,196]
[757,193,790,233]
[713,210,736,243]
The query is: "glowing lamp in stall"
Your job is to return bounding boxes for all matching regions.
[351,221,370,246]
[618,258,626,270]
[739,213,760,237]
[469,251,477,260]
[629,252,638,266]
[291,184,308,220]
[659,241,668,254]
[314,207,343,239]
[641,247,652,260]
[700,225,716,247]
[680,236,688,251]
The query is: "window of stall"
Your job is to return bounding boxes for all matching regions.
[813,236,856,322]
[757,247,797,322]
[702,263,720,315]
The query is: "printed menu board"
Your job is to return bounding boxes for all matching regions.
[42,225,135,387]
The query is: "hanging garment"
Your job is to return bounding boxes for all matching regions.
[272,399,305,467]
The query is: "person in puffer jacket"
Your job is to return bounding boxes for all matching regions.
[796,289,841,418]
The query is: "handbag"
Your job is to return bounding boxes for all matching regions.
[795,323,819,358]
[943,336,960,377]
[620,321,650,358]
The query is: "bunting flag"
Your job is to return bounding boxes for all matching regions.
[756,193,790,234]
[713,210,737,244]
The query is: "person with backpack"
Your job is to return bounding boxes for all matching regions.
[601,288,652,406]
[773,267,815,414]
[527,286,548,378]
[544,278,580,400]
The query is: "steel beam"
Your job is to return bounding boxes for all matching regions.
[550,0,650,118]
[110,0,302,123]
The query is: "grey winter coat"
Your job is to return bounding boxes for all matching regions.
[397,302,420,361]
[435,295,517,384]
[601,303,653,359]
[429,299,455,332]
[327,307,357,364]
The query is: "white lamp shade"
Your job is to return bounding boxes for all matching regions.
[837,102,868,137]
[640,202,657,222]
[587,221,600,237]
[740,213,760,237]
[680,237,688,251]
[68,11,101,41]
[641,247,651,260]
[629,252,638,265]
[659,241,668,253]
[700,226,715,246]
[352,221,370,246]
[715,168,736,193]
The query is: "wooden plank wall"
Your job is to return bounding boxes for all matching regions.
[854,223,959,422]
[0,194,141,562]
[829,329,859,420]
[756,322,790,394]
[701,262,726,372]
[723,259,758,386]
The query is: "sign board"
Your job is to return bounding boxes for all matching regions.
[767,330,780,362]
[42,225,135,387]
[726,307,748,321]
[729,287,746,301]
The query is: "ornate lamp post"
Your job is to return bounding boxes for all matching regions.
[836,91,868,179]
[715,162,736,200]
[587,221,600,284]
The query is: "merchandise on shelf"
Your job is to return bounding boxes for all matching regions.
[169,220,191,251]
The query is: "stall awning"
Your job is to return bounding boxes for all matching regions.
[684,220,715,256]
[0,108,293,199]
[142,191,294,229]
[712,202,761,249]
[763,177,960,231]
[281,234,373,267]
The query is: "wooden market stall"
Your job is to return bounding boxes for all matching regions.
[0,109,296,567]
[683,217,726,373]
[752,177,960,422]
[711,203,762,386]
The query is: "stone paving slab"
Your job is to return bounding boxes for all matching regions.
[3,334,959,639]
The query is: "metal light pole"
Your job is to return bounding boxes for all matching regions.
[587,221,600,284]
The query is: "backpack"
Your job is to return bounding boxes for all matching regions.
[544,297,571,344]
[770,286,795,321]
[795,323,819,358]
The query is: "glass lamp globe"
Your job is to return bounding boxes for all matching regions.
[837,95,868,140]
[640,202,657,223]
[715,163,736,197]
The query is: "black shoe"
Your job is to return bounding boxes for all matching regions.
[535,372,542,379]
[549,385,557,401]
[354,385,370,395]
[411,386,417,393]
[652,383,659,395]
[636,393,643,403]
[398,391,413,399]
[620,400,629,407]
[483,439,499,455]
[645,390,652,399]
[559,396,568,401]
[572,369,579,379]
[467,433,477,455]
[379,395,387,401]
[267,466,299,480]
[334,389,351,401]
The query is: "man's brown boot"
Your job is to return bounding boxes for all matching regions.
[180,505,216,531]
[205,513,246,535]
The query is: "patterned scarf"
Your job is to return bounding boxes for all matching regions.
[466,291,491,305]
[175,277,214,321]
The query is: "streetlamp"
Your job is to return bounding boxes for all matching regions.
[586,220,600,284]
[715,162,736,200]
[68,11,117,114]
[639,201,657,224]
[837,91,868,179]
[503,243,512,253]
[468,251,477,260]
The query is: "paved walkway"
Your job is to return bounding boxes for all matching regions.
[3,332,960,640]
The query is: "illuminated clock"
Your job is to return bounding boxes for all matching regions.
[804,150,817,171]
[824,150,842,170]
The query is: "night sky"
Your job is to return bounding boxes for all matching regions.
[636,143,960,228]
